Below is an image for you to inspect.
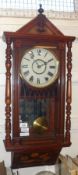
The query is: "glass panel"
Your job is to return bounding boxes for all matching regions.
[19,98,50,136]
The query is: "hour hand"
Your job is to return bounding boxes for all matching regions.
[36,61,41,68]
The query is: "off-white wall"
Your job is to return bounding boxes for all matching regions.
[0,16,78,174]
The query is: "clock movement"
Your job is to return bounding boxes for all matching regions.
[3,5,75,168]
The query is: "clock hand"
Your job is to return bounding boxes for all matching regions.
[35,60,45,68]
[36,61,41,68]
[45,58,53,64]
[36,61,39,66]
[34,59,53,69]
[37,59,53,67]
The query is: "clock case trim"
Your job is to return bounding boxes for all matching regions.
[3,7,75,168]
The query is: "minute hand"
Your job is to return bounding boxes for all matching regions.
[45,58,53,65]
[38,59,53,68]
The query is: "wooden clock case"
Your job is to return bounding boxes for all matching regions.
[3,6,75,168]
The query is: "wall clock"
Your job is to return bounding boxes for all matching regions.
[3,5,75,168]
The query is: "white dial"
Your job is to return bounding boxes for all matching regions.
[20,48,59,88]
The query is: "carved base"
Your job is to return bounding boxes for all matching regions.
[11,149,61,168]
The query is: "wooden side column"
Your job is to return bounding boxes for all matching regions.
[5,37,12,147]
[65,41,72,145]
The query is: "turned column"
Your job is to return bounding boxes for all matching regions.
[5,37,12,147]
[65,41,72,144]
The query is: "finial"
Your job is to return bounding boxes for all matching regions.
[38,4,44,14]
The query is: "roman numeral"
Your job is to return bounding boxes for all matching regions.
[30,51,34,59]
[37,49,41,56]
[50,66,55,69]
[24,70,29,76]
[44,52,48,57]
[45,77,49,81]
[37,78,40,84]
[29,76,33,82]
[48,72,53,76]
[24,58,30,61]
[22,65,28,68]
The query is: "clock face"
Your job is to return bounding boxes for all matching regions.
[20,48,59,88]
